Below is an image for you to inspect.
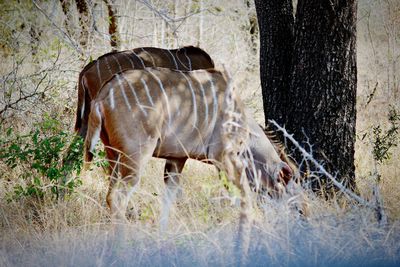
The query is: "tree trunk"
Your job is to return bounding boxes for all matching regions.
[246,0,259,55]
[256,0,358,191]
[75,0,90,51]
[254,0,294,127]
[59,0,73,37]
[29,24,42,64]
[103,0,120,51]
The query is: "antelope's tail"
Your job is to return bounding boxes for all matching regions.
[74,71,86,134]
[84,103,102,164]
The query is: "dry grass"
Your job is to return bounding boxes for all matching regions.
[1,165,400,266]
[355,0,400,220]
[1,0,400,266]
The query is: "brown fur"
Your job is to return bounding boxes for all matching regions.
[75,46,215,138]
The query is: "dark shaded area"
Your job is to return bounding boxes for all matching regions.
[254,0,294,127]
[255,0,358,191]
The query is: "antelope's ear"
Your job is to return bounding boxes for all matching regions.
[279,162,293,185]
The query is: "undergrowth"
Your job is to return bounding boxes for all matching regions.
[0,116,83,201]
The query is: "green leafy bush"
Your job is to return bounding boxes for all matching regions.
[0,117,83,201]
[372,107,400,163]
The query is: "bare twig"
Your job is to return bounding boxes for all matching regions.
[137,0,208,41]
[0,73,47,117]
[0,45,63,123]
[269,120,376,209]
[32,0,83,55]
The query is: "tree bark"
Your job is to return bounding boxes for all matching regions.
[29,24,42,61]
[256,0,358,191]
[59,0,73,37]
[75,0,90,50]
[103,0,120,51]
[254,0,294,127]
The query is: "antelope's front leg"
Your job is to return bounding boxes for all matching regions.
[160,158,186,233]
[105,147,120,210]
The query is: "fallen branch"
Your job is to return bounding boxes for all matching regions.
[269,120,387,224]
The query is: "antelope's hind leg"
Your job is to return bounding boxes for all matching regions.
[107,139,158,224]
[160,158,186,233]
[105,147,120,210]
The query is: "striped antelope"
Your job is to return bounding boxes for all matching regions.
[83,67,294,258]
[75,46,215,139]
[71,46,214,190]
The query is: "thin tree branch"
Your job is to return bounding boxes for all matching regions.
[269,120,375,209]
[32,0,83,55]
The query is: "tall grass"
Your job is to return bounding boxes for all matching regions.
[1,162,399,266]
[0,0,399,266]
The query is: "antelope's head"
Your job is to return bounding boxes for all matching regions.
[244,117,295,196]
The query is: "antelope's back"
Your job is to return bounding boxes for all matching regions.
[132,46,215,71]
[84,47,215,97]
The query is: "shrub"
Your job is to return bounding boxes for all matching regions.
[372,106,400,164]
[0,117,83,201]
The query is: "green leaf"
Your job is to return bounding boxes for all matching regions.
[6,127,13,137]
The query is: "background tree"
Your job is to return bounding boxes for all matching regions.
[255,0,358,191]
[59,0,91,55]
[254,0,294,127]
[59,0,73,37]
[59,0,121,54]
[75,0,91,51]
[103,0,121,50]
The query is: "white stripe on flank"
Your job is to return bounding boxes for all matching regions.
[111,54,123,73]
[183,49,192,70]
[123,53,136,69]
[146,69,171,124]
[141,48,156,66]
[104,56,113,75]
[166,49,178,69]
[121,75,148,117]
[141,78,155,106]
[131,50,146,68]
[174,49,188,70]
[109,87,115,110]
[180,72,198,128]
[81,101,85,119]
[192,76,208,126]
[208,75,218,127]
[116,75,131,111]
[80,79,86,119]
